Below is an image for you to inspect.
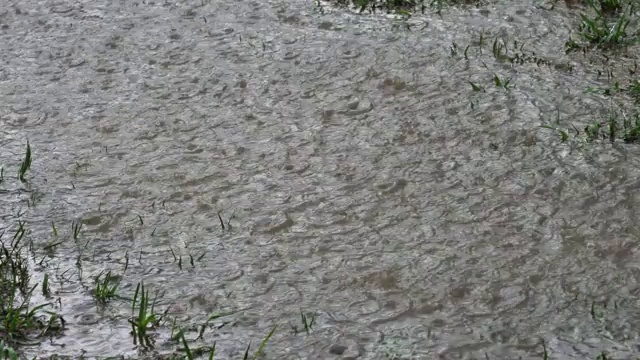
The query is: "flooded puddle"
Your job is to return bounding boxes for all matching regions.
[1,0,640,358]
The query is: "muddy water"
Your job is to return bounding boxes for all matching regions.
[2,0,640,358]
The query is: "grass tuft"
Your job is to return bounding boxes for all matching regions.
[300,310,315,335]
[93,271,120,304]
[0,223,63,347]
[72,220,83,240]
[566,1,635,51]
[129,281,160,348]
[0,340,17,360]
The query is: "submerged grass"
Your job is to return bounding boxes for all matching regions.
[331,0,422,12]
[433,1,639,147]
[176,324,277,360]
[17,140,31,183]
[3,2,639,359]
[566,0,638,51]
[326,0,480,14]
[0,340,17,360]
[0,222,63,348]
[540,109,640,144]
[93,271,120,304]
[0,208,279,356]
[300,310,315,335]
[129,281,160,348]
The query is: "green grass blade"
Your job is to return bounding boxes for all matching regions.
[18,140,31,182]
[132,282,141,315]
[254,325,277,359]
[206,310,237,323]
[180,330,193,360]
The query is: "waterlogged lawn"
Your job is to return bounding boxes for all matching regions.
[2,0,640,359]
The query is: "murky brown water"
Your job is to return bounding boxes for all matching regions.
[2,0,640,358]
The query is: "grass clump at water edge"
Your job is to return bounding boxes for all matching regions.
[0,222,64,350]
[566,0,638,51]
[323,0,480,14]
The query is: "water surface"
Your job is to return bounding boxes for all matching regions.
[2,0,640,358]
